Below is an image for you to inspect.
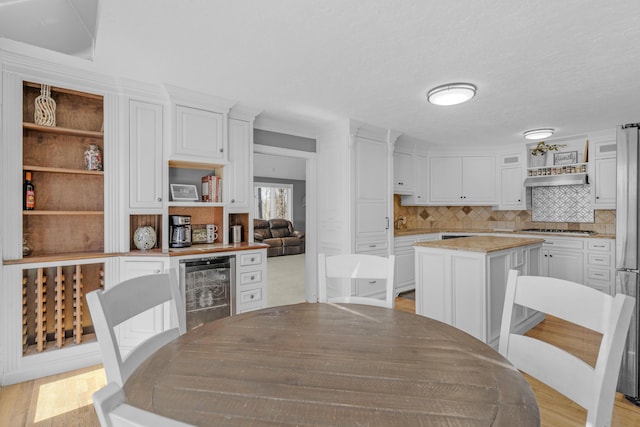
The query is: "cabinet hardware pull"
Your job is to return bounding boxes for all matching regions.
[231,199,235,203]
[369,244,377,248]
[250,276,255,280]
[398,182,403,185]
[385,217,389,230]
[369,280,377,284]
[250,294,254,299]
[219,148,224,152]
[594,245,605,248]
[157,197,162,202]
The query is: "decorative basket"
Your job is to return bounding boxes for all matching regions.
[529,152,547,168]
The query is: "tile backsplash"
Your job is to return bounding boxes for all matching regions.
[394,195,615,234]
[531,185,594,223]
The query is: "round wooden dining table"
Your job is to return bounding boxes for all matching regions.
[124,303,540,426]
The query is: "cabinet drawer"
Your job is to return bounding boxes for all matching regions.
[239,270,262,286]
[239,252,262,267]
[588,240,612,252]
[588,253,611,267]
[356,241,388,253]
[587,267,611,282]
[238,287,263,305]
[543,238,584,250]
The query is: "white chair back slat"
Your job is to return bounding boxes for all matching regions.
[87,269,186,387]
[514,275,615,334]
[318,253,395,309]
[499,269,634,427]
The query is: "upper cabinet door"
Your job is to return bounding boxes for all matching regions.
[129,100,163,209]
[175,105,225,162]
[462,155,496,203]
[393,151,414,194]
[429,156,463,203]
[226,118,251,208]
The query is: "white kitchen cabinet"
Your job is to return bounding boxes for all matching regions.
[354,136,390,242]
[591,139,617,210]
[117,257,171,354]
[393,233,439,294]
[175,105,225,161]
[167,85,235,164]
[400,154,428,205]
[129,99,164,209]
[429,155,496,204]
[226,112,258,209]
[236,249,267,313]
[540,237,585,284]
[393,150,414,194]
[586,239,615,295]
[496,153,526,210]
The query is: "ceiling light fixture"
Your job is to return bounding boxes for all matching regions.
[523,128,555,140]
[427,83,476,106]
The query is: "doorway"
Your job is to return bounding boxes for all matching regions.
[253,144,317,305]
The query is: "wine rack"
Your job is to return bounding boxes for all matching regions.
[22,262,104,355]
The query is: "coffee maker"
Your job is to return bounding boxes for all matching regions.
[169,215,192,248]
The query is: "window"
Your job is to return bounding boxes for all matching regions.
[254,182,293,221]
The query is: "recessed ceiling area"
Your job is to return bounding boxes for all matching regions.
[0,0,99,59]
[3,1,640,148]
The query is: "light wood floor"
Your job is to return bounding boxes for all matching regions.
[1,297,639,426]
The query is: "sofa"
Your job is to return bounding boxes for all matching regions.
[254,219,305,257]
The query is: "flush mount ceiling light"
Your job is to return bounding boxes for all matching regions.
[427,83,476,106]
[523,128,555,140]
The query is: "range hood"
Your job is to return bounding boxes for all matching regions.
[523,174,589,187]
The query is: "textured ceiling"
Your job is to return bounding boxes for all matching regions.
[8,1,640,148]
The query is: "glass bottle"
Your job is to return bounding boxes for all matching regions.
[22,233,32,257]
[24,171,35,210]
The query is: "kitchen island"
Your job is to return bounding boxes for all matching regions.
[414,235,545,348]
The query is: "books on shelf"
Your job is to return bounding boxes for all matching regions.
[201,175,222,202]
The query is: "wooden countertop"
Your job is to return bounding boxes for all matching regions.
[414,235,545,253]
[126,242,270,257]
[124,303,540,426]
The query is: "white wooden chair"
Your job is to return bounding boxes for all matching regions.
[87,269,186,386]
[498,270,634,427]
[318,253,395,308]
[93,382,193,427]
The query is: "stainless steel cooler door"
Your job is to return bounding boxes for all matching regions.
[617,270,639,397]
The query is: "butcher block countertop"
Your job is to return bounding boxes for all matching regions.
[414,235,545,253]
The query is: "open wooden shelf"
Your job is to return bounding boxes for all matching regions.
[23,122,103,138]
[23,165,104,176]
[23,210,104,216]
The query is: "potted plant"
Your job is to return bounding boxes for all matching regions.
[529,141,566,167]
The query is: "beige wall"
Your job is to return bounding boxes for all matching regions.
[393,195,616,234]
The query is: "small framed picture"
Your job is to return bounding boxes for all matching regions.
[170,184,199,201]
[553,151,578,165]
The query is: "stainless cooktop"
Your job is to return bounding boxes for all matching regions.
[520,228,597,236]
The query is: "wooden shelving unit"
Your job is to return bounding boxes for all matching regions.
[22,81,105,258]
[19,81,106,355]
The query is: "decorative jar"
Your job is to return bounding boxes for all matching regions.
[133,226,157,251]
[84,144,103,171]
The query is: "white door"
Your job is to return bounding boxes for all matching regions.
[544,249,584,283]
[175,105,225,161]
